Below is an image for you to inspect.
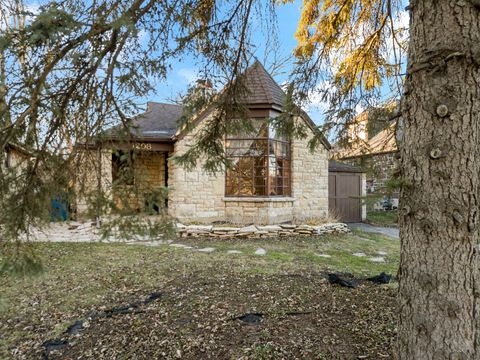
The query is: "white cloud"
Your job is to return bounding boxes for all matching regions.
[355,102,365,115]
[395,10,410,30]
[136,29,149,43]
[304,80,335,114]
[25,2,41,15]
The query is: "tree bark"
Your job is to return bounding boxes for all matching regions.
[398,1,480,359]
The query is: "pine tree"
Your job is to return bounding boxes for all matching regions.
[285,0,479,357]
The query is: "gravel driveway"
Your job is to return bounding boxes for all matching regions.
[349,223,399,239]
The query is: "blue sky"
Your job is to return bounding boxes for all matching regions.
[21,0,408,125]
[145,1,408,125]
[19,1,315,117]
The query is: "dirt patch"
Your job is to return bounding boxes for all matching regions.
[35,272,396,359]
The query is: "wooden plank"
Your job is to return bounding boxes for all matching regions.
[328,172,362,223]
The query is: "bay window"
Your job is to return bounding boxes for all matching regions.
[225,121,291,197]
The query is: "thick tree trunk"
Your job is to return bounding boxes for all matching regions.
[398,1,480,358]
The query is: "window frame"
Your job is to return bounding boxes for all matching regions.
[224,121,292,198]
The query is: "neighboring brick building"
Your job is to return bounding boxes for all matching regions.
[77,61,331,224]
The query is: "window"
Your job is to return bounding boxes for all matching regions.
[112,150,135,186]
[225,121,291,197]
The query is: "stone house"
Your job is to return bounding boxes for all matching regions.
[76,61,331,224]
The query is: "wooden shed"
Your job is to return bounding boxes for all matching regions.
[328,160,366,223]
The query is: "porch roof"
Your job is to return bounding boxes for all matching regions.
[105,102,183,142]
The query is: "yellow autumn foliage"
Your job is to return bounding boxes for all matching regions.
[193,0,215,27]
[278,0,405,93]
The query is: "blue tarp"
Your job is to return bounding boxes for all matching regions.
[51,196,69,221]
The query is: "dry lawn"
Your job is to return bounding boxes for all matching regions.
[0,230,399,359]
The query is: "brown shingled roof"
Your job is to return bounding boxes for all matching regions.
[104,61,330,150]
[241,60,285,106]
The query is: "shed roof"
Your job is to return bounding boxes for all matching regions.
[328,160,364,173]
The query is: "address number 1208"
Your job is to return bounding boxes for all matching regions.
[133,143,152,150]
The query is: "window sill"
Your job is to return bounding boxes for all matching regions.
[223,197,296,203]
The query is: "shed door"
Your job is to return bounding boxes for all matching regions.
[329,172,362,223]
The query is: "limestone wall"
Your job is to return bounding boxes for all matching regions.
[224,198,294,225]
[1,146,29,174]
[122,152,167,211]
[168,114,226,222]
[291,119,330,221]
[134,152,166,189]
[6,147,27,169]
[75,115,330,224]
[76,148,171,215]
[343,152,398,196]
[169,114,330,224]
[75,148,112,216]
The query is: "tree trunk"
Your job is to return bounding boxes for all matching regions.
[398,1,480,358]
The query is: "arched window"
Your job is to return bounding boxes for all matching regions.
[225,120,291,197]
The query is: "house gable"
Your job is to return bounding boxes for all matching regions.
[173,60,330,150]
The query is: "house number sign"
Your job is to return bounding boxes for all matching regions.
[132,143,152,150]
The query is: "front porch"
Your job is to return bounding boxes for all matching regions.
[109,142,173,214]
